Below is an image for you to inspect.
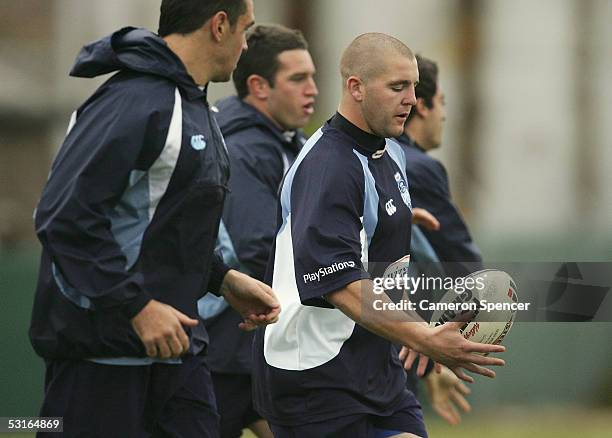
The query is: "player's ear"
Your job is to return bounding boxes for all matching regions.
[247,74,270,100]
[347,76,364,102]
[210,11,230,42]
[415,97,429,118]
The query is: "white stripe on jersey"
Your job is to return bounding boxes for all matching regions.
[264,213,356,370]
[148,87,182,221]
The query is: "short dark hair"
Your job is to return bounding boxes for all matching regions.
[158,0,247,37]
[233,24,308,99]
[407,54,439,123]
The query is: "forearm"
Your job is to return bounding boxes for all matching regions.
[325,279,429,350]
[326,280,506,382]
[218,268,240,296]
[38,216,150,314]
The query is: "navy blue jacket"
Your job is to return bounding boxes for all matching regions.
[397,134,483,277]
[30,27,230,360]
[201,96,303,374]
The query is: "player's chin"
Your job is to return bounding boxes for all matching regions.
[385,121,405,137]
[211,69,233,83]
[292,115,310,130]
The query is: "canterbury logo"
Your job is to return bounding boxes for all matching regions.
[191,134,207,151]
[385,199,397,216]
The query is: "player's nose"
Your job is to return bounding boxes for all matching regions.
[306,77,318,96]
[404,86,417,106]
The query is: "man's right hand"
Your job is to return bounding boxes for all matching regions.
[131,300,199,359]
[327,280,505,383]
[409,321,506,383]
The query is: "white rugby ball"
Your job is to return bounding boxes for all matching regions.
[429,269,518,351]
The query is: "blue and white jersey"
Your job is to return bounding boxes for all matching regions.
[253,113,415,425]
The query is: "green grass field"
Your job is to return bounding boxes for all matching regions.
[236,407,612,438]
[3,408,611,437]
[425,409,612,438]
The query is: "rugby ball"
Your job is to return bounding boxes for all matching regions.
[429,269,518,352]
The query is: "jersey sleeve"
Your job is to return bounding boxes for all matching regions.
[207,251,231,296]
[289,150,367,306]
[34,79,174,317]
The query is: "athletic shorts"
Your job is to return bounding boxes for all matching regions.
[37,354,219,437]
[269,391,427,438]
[211,372,262,438]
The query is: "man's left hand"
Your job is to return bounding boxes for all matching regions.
[425,365,472,425]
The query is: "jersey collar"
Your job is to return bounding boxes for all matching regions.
[330,112,387,159]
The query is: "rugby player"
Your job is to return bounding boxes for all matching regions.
[29,1,281,436]
[397,54,483,425]
[200,23,317,438]
[253,33,505,438]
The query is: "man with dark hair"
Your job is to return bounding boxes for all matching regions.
[398,54,483,276]
[396,54,483,426]
[158,0,247,37]
[200,23,317,438]
[29,1,282,437]
[253,33,505,438]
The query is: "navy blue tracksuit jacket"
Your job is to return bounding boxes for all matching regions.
[30,27,230,360]
[201,96,303,374]
[396,134,483,277]
[393,135,482,393]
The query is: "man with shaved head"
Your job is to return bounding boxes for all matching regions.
[253,33,505,437]
[339,33,418,139]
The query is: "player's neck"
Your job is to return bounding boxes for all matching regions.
[405,123,432,151]
[337,97,377,136]
[243,96,284,131]
[164,32,215,86]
